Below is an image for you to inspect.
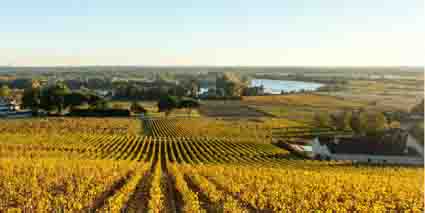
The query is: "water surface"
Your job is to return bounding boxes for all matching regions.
[251,79,323,94]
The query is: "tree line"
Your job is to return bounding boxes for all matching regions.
[314,110,398,136]
[21,84,106,115]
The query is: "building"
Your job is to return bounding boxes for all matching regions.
[0,98,32,118]
[310,129,424,165]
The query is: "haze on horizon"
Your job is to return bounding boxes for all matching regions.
[1,0,423,67]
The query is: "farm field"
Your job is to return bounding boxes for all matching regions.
[199,100,270,117]
[242,94,365,108]
[138,101,202,117]
[249,106,317,123]
[241,94,366,123]
[0,133,290,163]
[108,100,202,118]
[0,158,145,212]
[0,117,141,135]
[0,117,423,212]
[321,79,424,112]
[142,117,302,141]
[240,77,425,121]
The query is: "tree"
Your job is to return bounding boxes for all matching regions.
[187,79,199,98]
[44,84,70,114]
[86,93,104,106]
[350,111,363,134]
[410,122,424,143]
[64,92,89,110]
[22,87,41,113]
[216,72,246,97]
[157,95,179,116]
[314,112,332,128]
[179,99,200,117]
[91,100,111,110]
[384,110,407,124]
[0,85,10,98]
[225,81,237,97]
[349,110,388,135]
[10,79,33,89]
[411,99,424,115]
[363,112,388,136]
[130,102,147,114]
[331,111,352,131]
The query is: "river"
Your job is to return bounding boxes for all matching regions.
[251,79,324,94]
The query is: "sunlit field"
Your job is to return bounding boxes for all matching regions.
[242,94,365,108]
[320,79,424,111]
[142,117,302,141]
[0,117,141,135]
[0,117,423,212]
[1,0,424,211]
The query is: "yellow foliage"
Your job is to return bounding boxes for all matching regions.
[0,117,141,136]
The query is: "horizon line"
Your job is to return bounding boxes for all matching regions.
[0,65,423,68]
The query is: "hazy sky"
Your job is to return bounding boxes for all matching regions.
[1,0,423,66]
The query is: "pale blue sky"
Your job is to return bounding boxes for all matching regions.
[1,0,423,66]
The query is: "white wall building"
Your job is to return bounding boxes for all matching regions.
[310,135,424,165]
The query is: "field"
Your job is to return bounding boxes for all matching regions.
[142,117,302,141]
[240,94,366,123]
[199,100,269,117]
[0,117,141,135]
[0,117,423,212]
[242,94,365,108]
[109,101,202,117]
[138,101,202,117]
[321,79,424,112]
[238,77,424,123]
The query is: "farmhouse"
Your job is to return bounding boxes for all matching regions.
[311,129,424,165]
[0,98,32,118]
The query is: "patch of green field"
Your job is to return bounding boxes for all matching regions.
[324,79,424,111]
[242,94,367,123]
[251,106,315,123]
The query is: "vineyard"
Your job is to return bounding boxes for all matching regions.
[0,133,290,164]
[0,117,141,135]
[0,117,423,212]
[142,117,302,140]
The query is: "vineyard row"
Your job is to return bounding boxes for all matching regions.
[0,134,292,165]
[2,158,422,212]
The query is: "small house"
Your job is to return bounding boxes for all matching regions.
[311,129,424,165]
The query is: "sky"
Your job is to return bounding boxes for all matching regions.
[1,0,423,66]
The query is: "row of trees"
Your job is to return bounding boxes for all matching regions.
[17,80,202,116]
[22,84,105,114]
[0,78,34,90]
[215,72,247,97]
[113,78,200,100]
[314,110,396,136]
[157,95,200,116]
[114,84,186,100]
